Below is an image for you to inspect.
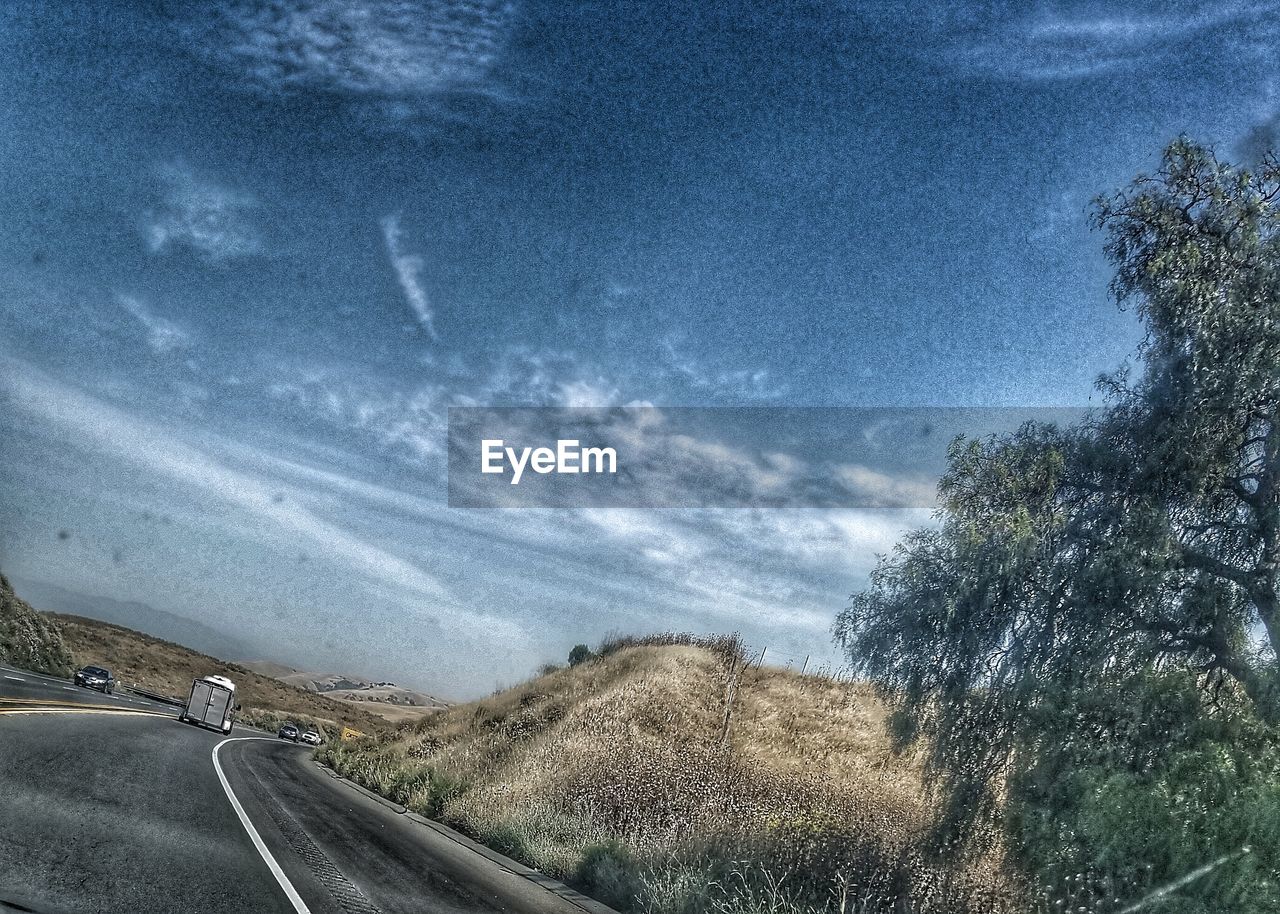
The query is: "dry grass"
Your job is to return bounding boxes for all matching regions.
[326,696,444,724]
[319,642,1027,914]
[52,613,386,736]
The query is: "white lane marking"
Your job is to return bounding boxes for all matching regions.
[0,665,75,686]
[62,687,76,691]
[3,675,26,682]
[212,738,312,914]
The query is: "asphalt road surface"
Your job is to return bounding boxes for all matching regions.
[0,663,602,914]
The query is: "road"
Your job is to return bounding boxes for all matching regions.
[0,663,604,914]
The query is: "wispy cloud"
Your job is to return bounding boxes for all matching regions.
[270,371,449,462]
[2,350,930,690]
[265,340,793,480]
[660,338,787,401]
[0,357,470,613]
[115,295,191,353]
[181,0,514,98]
[576,506,920,633]
[466,346,627,406]
[380,214,438,338]
[865,2,1278,82]
[145,164,261,261]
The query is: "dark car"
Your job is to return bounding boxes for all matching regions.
[277,723,300,742]
[73,665,115,694]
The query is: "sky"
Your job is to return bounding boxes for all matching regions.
[1,1,1277,697]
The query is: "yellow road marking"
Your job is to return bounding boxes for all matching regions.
[0,698,172,717]
[1,697,135,709]
[0,696,105,704]
[0,708,162,717]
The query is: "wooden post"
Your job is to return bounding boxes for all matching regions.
[719,656,741,748]
[800,655,809,675]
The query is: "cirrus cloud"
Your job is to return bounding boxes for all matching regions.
[380,214,438,337]
[144,164,262,261]
[115,294,192,353]
[180,0,515,97]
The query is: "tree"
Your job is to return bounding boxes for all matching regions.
[836,140,1280,835]
[568,644,593,666]
[1007,669,1280,912]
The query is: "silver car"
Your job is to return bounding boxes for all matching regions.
[73,665,116,694]
[300,729,322,746]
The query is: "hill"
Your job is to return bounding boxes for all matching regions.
[52,613,386,738]
[0,574,74,676]
[318,636,1021,914]
[10,577,255,661]
[239,660,449,723]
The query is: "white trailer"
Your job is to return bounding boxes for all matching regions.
[180,675,237,734]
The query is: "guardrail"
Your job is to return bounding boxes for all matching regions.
[121,684,186,707]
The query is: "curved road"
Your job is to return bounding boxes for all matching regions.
[0,664,604,914]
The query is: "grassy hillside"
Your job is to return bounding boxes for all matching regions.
[0,574,75,676]
[319,637,1022,914]
[53,613,385,737]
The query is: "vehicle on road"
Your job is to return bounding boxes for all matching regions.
[72,665,115,694]
[300,729,322,746]
[277,723,300,742]
[179,675,238,734]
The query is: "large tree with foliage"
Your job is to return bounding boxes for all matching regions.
[836,140,1280,838]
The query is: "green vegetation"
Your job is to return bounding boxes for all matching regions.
[1010,671,1280,912]
[0,573,74,676]
[568,643,593,666]
[837,141,1280,912]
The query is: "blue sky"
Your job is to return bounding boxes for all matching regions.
[1,1,1277,696]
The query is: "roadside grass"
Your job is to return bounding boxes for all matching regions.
[318,641,1027,913]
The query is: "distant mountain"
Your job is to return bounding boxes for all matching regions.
[240,659,449,719]
[11,578,254,662]
[239,660,370,692]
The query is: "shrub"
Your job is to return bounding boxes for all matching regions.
[1010,670,1280,914]
[577,841,643,909]
[0,574,74,676]
[597,631,745,666]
